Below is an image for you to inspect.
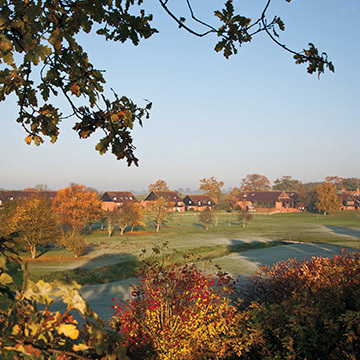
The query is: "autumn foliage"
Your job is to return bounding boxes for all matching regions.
[111,245,245,360]
[0,237,127,359]
[237,251,360,359]
[111,247,360,360]
[0,195,57,259]
[52,184,102,256]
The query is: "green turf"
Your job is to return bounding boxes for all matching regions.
[26,211,360,283]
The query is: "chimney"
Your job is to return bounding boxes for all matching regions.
[356,188,360,194]
[341,187,346,193]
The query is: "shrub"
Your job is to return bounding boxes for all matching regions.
[237,251,360,359]
[0,236,126,359]
[111,244,247,360]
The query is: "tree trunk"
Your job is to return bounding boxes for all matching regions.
[215,214,218,226]
[243,217,246,228]
[156,222,160,232]
[30,245,36,259]
[206,223,208,230]
[120,227,124,235]
[88,222,92,232]
[108,224,113,237]
[324,211,327,216]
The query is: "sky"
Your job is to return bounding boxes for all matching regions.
[1,0,359,193]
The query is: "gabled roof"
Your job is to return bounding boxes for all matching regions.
[337,193,360,205]
[236,191,294,202]
[101,191,138,204]
[183,194,216,206]
[0,190,57,203]
[144,191,183,203]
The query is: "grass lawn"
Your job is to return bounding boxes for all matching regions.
[27,211,360,285]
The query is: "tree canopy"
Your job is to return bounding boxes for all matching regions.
[199,176,224,204]
[273,176,303,191]
[0,0,334,164]
[314,182,342,215]
[240,173,271,191]
[148,179,169,192]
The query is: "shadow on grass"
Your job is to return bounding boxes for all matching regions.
[325,226,360,239]
[192,223,207,229]
[31,253,140,286]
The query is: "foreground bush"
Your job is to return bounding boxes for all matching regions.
[238,251,360,359]
[0,236,127,359]
[111,244,252,360]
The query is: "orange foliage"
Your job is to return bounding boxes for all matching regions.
[111,246,247,360]
[52,184,102,232]
[238,251,360,359]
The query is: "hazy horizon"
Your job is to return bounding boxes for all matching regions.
[1,1,359,192]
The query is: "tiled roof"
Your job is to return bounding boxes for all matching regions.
[102,191,138,204]
[337,193,360,205]
[236,191,293,202]
[0,190,57,203]
[184,194,216,206]
[146,191,183,202]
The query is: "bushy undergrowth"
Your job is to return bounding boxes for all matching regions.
[236,250,360,359]
[110,244,251,360]
[2,235,360,360]
[112,246,360,360]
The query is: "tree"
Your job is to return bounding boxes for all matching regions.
[273,176,303,191]
[199,176,224,204]
[343,177,360,191]
[52,184,102,256]
[240,174,271,191]
[238,198,253,228]
[198,207,214,231]
[5,195,57,258]
[325,176,344,190]
[34,183,51,191]
[0,1,333,164]
[126,202,145,232]
[118,207,130,236]
[148,179,169,192]
[314,182,342,215]
[152,198,173,232]
[225,187,240,226]
[106,208,121,237]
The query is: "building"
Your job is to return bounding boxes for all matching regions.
[0,190,57,209]
[337,188,360,211]
[236,191,297,213]
[100,191,139,211]
[183,194,216,211]
[141,191,184,212]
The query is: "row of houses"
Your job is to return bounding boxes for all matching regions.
[1,188,360,213]
[101,191,217,212]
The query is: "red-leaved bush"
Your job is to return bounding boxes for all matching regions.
[237,250,360,359]
[111,244,252,360]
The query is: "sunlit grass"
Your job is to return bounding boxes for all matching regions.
[27,211,360,284]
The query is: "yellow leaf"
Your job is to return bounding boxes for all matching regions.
[24,135,32,145]
[73,344,89,352]
[58,323,79,340]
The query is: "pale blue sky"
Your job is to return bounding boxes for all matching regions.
[1,0,359,192]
